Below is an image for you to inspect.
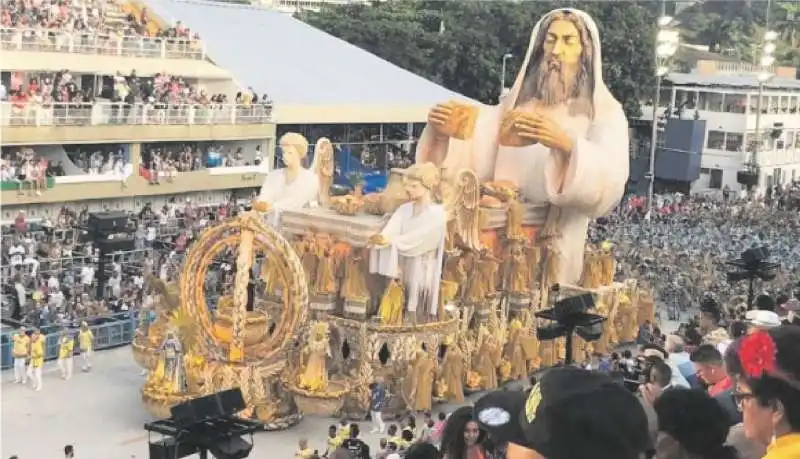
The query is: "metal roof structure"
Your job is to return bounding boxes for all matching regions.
[666,72,800,91]
[143,0,474,123]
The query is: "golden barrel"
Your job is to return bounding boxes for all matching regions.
[213,311,269,346]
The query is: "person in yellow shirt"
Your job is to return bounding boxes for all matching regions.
[57,330,75,380]
[78,321,94,372]
[11,326,30,384]
[293,438,315,459]
[324,424,342,457]
[28,329,45,391]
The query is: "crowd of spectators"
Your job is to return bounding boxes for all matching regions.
[1,69,272,126]
[139,141,264,183]
[0,0,203,55]
[1,198,246,329]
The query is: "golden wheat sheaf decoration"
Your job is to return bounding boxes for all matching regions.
[178,210,309,367]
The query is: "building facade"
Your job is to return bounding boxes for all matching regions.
[634,60,800,195]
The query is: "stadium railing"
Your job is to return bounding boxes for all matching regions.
[0,27,206,60]
[0,314,137,370]
[0,102,273,126]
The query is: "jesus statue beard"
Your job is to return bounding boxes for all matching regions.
[534,58,579,107]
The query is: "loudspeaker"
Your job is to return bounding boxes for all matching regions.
[88,211,129,233]
[97,237,135,252]
[148,437,198,459]
[209,436,253,459]
[170,388,246,424]
[218,388,246,416]
[576,323,604,341]
[742,247,769,266]
[553,293,595,321]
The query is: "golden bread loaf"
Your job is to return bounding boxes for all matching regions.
[440,101,478,140]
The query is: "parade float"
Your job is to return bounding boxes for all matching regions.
[132,7,658,427]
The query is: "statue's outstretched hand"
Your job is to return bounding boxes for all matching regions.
[427,103,454,138]
[514,113,574,154]
[427,100,477,140]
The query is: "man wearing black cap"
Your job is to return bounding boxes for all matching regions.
[474,366,651,459]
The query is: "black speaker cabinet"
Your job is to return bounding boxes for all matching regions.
[88,211,129,233]
[148,438,197,459]
[737,170,760,187]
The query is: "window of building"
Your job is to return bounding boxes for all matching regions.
[706,130,725,149]
[725,132,744,152]
[705,92,724,112]
[789,96,798,114]
[723,93,746,113]
[779,96,791,114]
[675,89,697,109]
[709,168,723,189]
[657,88,673,107]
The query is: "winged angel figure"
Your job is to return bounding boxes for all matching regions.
[440,168,481,252]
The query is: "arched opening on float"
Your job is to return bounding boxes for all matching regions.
[378,343,391,365]
[341,339,351,360]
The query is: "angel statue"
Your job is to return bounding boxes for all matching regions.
[441,168,481,252]
[298,322,331,392]
[254,132,326,228]
[368,163,447,323]
[313,137,335,206]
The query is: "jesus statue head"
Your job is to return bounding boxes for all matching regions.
[515,10,596,119]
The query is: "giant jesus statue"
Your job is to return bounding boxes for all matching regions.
[417,8,629,285]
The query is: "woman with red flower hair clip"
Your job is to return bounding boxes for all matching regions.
[724,325,800,459]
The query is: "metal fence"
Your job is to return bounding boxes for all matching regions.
[0,27,206,60]
[1,102,273,127]
[1,317,136,370]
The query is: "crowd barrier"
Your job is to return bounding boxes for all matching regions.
[0,102,273,127]
[0,315,137,370]
[0,27,206,60]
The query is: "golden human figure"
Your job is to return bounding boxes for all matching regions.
[378,279,405,326]
[440,335,465,403]
[313,237,337,296]
[525,245,542,292]
[506,195,525,241]
[298,322,331,392]
[475,329,501,390]
[503,319,528,380]
[508,244,529,294]
[341,250,369,301]
[261,256,285,296]
[301,235,318,289]
[404,348,436,412]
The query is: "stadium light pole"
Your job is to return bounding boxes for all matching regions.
[500,53,513,100]
[751,21,777,195]
[645,15,679,221]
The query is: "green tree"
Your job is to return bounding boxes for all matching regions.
[300,1,656,118]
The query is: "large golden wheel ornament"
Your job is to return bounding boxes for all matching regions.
[180,211,308,364]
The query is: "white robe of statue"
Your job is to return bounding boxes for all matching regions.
[369,201,446,315]
[416,8,629,285]
[257,166,319,228]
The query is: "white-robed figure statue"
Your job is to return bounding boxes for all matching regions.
[255,132,321,227]
[368,163,447,322]
[417,8,629,285]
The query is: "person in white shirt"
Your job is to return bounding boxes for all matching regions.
[109,273,121,298]
[47,275,60,291]
[23,252,39,277]
[8,244,25,266]
[80,265,95,290]
[146,226,156,246]
[14,281,27,310]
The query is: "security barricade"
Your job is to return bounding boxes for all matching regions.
[1,316,136,370]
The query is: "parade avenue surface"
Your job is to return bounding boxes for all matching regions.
[0,346,473,459]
